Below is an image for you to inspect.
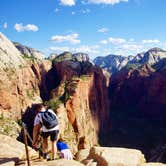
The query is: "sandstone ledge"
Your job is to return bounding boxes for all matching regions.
[0,134,38,165]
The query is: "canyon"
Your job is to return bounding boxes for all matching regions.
[0,32,166,165]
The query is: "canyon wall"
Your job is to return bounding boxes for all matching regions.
[42,59,110,153]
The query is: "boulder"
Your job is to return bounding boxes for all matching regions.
[0,119,21,138]
[88,146,146,166]
[0,134,38,165]
[0,161,15,166]
[32,159,84,166]
[141,163,166,166]
[75,149,90,162]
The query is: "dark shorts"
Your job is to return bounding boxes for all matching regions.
[41,130,59,142]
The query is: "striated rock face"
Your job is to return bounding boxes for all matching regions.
[0,32,25,69]
[52,51,90,63]
[109,63,166,117]
[129,48,166,65]
[108,62,166,161]
[0,60,51,119]
[93,54,133,74]
[43,58,110,153]
[14,42,45,60]
[0,33,52,119]
[94,48,166,74]
[72,53,90,62]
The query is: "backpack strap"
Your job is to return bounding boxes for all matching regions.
[39,109,48,114]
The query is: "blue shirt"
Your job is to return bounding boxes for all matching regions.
[57,141,69,151]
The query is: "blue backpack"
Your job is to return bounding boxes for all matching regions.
[41,110,58,129]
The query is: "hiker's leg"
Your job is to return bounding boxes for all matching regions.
[51,140,57,160]
[42,137,48,153]
[50,130,59,160]
[41,132,49,154]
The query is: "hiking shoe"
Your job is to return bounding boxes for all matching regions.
[43,153,50,160]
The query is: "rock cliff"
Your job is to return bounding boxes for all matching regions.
[93,54,133,73]
[0,33,110,153]
[14,42,45,60]
[94,48,166,74]
[42,55,110,152]
[0,32,25,69]
[108,62,166,161]
[0,33,51,119]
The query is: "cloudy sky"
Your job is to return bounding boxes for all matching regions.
[0,0,166,59]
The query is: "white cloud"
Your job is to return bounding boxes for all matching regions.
[3,22,7,29]
[71,11,76,15]
[50,46,70,52]
[88,0,128,5]
[50,45,100,54]
[98,28,109,33]
[113,43,143,56]
[142,39,160,44]
[54,8,60,12]
[80,9,91,14]
[108,37,126,44]
[121,44,143,50]
[14,23,39,32]
[74,45,100,54]
[100,40,108,44]
[129,38,135,42]
[59,0,128,6]
[60,0,75,6]
[51,33,80,44]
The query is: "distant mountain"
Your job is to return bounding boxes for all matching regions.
[93,54,134,73]
[93,48,166,74]
[152,58,166,71]
[47,53,58,60]
[52,51,89,63]
[73,52,89,62]
[128,47,166,65]
[14,42,45,60]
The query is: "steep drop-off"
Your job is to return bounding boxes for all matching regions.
[41,56,110,152]
[108,61,166,161]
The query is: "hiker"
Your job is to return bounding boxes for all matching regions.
[57,138,73,160]
[32,104,59,160]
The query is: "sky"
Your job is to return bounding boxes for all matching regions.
[0,0,166,59]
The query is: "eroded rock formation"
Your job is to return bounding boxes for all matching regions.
[42,58,110,153]
[109,62,166,161]
[0,33,51,119]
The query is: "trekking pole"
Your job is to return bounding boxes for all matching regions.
[23,123,31,166]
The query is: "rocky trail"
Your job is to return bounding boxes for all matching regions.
[1,134,166,166]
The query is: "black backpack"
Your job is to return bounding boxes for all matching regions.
[40,110,58,129]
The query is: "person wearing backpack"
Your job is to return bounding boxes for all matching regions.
[32,104,59,160]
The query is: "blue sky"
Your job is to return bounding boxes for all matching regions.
[0,0,166,59]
